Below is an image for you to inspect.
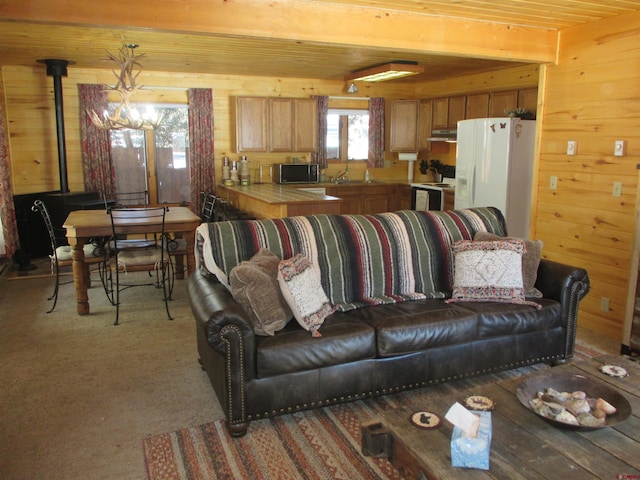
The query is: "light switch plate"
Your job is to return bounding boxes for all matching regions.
[614,140,625,156]
[549,176,558,190]
[567,141,577,155]
[613,181,622,197]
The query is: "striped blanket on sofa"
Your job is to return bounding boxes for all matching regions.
[196,208,506,311]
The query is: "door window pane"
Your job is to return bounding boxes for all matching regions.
[155,107,190,204]
[110,129,148,204]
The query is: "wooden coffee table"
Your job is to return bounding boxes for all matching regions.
[367,355,640,479]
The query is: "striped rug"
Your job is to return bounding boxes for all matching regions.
[143,362,560,480]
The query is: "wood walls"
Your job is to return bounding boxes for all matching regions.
[533,10,640,341]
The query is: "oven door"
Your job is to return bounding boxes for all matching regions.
[411,187,443,211]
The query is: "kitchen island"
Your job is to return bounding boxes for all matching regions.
[216,181,414,219]
[216,183,342,219]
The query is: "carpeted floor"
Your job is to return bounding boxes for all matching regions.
[0,259,623,480]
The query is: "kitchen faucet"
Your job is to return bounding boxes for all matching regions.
[333,158,350,183]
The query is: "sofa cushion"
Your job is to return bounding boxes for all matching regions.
[255,315,376,378]
[278,253,335,337]
[229,248,292,336]
[447,239,541,309]
[349,300,479,357]
[474,231,543,298]
[456,298,561,338]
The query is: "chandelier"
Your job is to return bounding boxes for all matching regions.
[88,43,163,131]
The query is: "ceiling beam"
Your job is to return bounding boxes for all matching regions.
[0,0,558,64]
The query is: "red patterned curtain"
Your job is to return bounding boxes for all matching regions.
[77,84,115,195]
[368,97,385,168]
[0,105,18,258]
[188,88,215,215]
[314,96,328,169]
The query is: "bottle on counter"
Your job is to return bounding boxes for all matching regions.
[230,160,240,185]
[239,156,250,185]
[364,169,370,183]
[222,156,230,182]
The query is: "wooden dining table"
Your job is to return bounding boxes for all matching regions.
[63,206,202,315]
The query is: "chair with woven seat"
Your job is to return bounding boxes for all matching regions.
[31,199,105,313]
[103,207,174,325]
[164,193,216,272]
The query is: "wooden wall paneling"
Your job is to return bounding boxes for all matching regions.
[534,10,640,340]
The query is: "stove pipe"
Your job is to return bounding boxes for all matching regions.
[39,59,71,193]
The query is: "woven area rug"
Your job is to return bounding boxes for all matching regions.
[143,360,566,480]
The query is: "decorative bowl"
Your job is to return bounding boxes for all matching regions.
[516,371,632,430]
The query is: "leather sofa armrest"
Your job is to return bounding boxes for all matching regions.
[536,259,590,358]
[187,271,256,379]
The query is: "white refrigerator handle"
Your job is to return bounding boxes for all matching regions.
[468,162,476,206]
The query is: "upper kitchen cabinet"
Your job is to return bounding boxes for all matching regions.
[389,100,420,152]
[236,96,318,153]
[236,97,268,152]
[432,96,465,129]
[417,100,433,152]
[465,93,490,119]
[489,90,518,117]
[517,88,538,115]
[293,98,318,152]
[269,98,294,152]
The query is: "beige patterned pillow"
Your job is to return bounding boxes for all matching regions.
[230,249,292,336]
[474,232,543,298]
[447,240,541,309]
[277,253,336,337]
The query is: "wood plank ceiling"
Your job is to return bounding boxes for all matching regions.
[0,0,639,82]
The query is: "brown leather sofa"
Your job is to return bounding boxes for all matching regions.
[187,208,589,436]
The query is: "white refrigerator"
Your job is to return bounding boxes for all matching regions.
[454,117,536,238]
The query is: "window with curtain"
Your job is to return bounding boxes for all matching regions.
[326,108,369,162]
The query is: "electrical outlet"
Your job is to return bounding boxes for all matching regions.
[613,181,622,197]
[600,297,609,312]
[567,141,577,156]
[549,176,558,190]
[614,140,625,156]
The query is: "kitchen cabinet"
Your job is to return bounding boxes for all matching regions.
[236,97,268,152]
[326,183,396,214]
[517,88,538,115]
[465,93,490,119]
[432,96,465,129]
[269,98,294,152]
[489,90,518,117]
[432,97,449,129]
[394,184,413,211]
[417,100,433,151]
[447,96,466,128]
[294,98,318,152]
[236,96,318,153]
[389,100,419,152]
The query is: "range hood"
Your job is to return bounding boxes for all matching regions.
[427,129,457,143]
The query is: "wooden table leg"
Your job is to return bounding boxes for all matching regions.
[69,237,90,315]
[184,230,196,276]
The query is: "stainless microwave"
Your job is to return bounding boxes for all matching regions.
[274,163,319,184]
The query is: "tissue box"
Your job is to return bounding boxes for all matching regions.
[450,411,492,470]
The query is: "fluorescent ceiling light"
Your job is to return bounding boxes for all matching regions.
[344,63,424,82]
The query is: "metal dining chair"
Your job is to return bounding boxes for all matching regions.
[103,206,174,325]
[31,199,104,313]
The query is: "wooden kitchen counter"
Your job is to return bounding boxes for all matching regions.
[216,183,342,219]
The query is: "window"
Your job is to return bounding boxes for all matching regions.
[326,109,368,162]
[109,105,190,205]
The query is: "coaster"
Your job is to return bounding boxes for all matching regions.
[599,364,629,378]
[464,395,495,411]
[410,411,441,429]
